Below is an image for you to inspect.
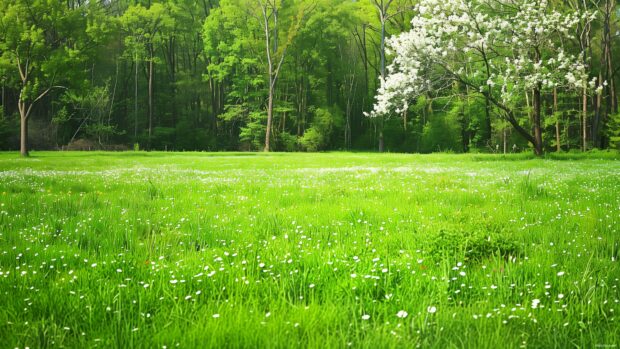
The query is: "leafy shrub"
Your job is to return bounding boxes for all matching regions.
[239,112,267,151]
[299,107,344,152]
[425,229,520,262]
[65,139,101,151]
[277,131,298,152]
[608,113,620,150]
[299,127,323,152]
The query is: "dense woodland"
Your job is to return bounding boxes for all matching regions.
[0,0,619,155]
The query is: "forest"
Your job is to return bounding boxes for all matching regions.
[1,0,620,155]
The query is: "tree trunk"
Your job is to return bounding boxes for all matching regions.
[582,87,588,151]
[20,112,28,157]
[264,86,274,152]
[378,26,385,153]
[593,72,603,148]
[554,87,561,152]
[532,86,543,155]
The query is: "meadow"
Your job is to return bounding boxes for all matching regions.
[0,151,619,348]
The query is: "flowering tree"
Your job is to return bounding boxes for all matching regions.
[368,0,595,155]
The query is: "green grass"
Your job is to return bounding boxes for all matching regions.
[0,151,619,348]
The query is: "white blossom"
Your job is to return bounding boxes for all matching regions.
[367,0,592,117]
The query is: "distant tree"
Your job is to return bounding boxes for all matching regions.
[121,3,173,148]
[249,0,313,152]
[368,0,596,155]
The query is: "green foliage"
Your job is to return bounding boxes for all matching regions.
[239,112,267,150]
[121,3,174,61]
[299,127,323,152]
[0,0,618,153]
[277,131,299,152]
[420,111,463,153]
[608,113,620,150]
[0,111,18,149]
[299,107,344,151]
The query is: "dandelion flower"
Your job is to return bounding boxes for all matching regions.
[427,306,437,314]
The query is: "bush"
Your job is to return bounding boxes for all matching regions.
[608,113,620,150]
[239,112,267,151]
[277,132,298,152]
[65,139,101,151]
[64,139,128,151]
[299,127,323,152]
[299,107,344,152]
[425,229,520,262]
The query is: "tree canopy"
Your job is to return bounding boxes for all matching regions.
[0,0,619,154]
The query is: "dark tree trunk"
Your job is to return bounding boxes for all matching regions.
[554,87,561,152]
[532,86,543,155]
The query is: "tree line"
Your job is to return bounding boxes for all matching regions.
[0,0,619,156]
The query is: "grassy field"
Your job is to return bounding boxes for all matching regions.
[0,151,619,348]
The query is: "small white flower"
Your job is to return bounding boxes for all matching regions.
[396,310,408,318]
[361,314,370,320]
[557,271,565,276]
[427,306,437,314]
[558,294,564,299]
[212,314,220,318]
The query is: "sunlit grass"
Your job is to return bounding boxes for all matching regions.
[0,151,619,348]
